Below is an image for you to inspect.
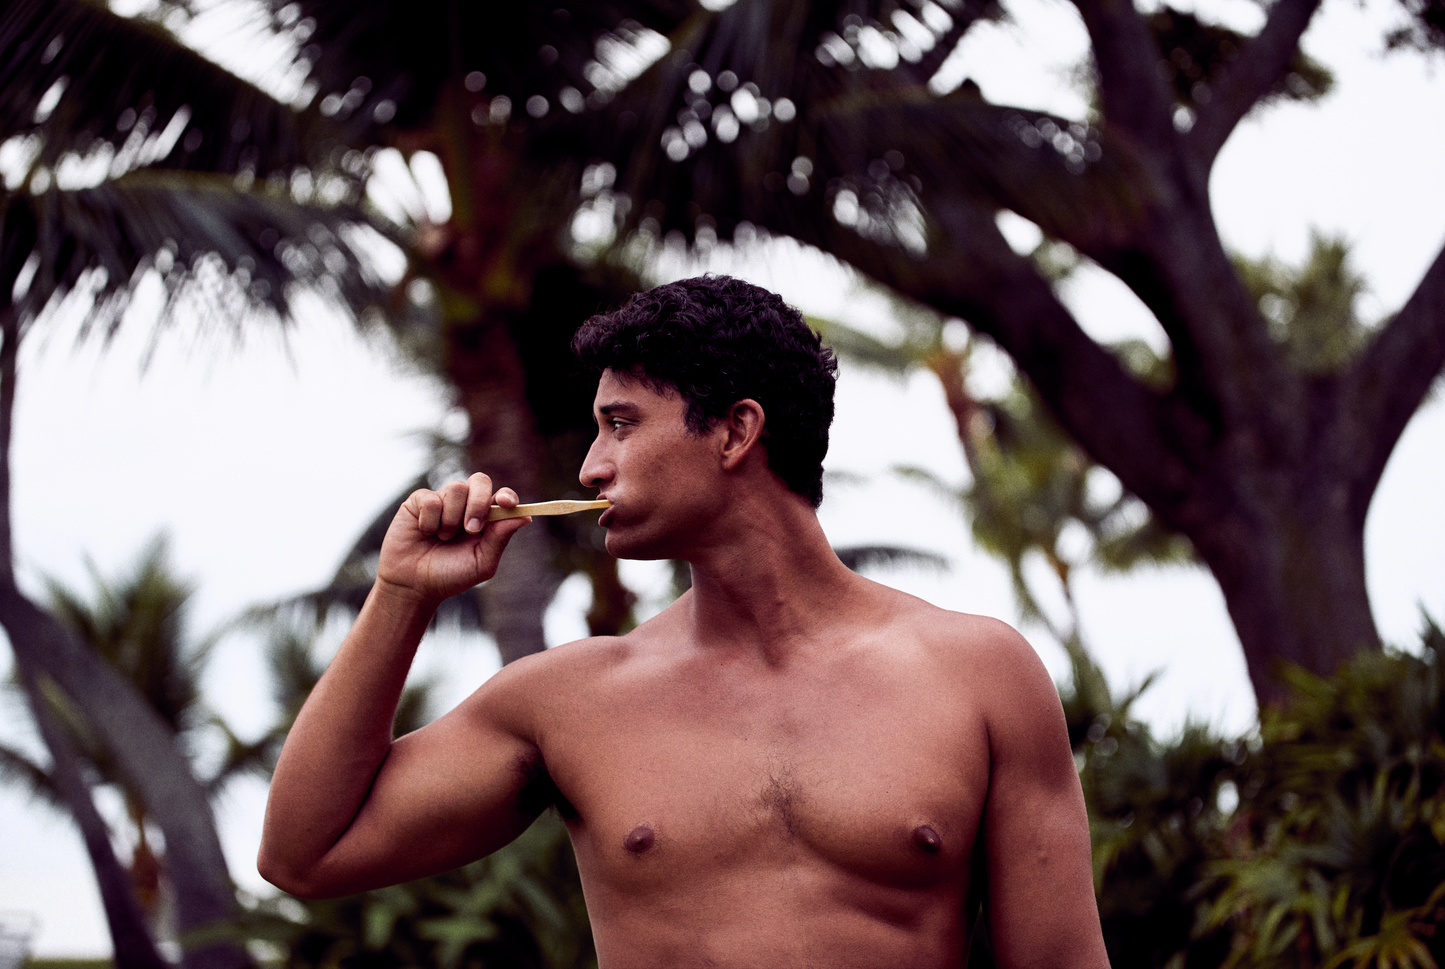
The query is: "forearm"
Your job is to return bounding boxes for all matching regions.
[257,580,436,891]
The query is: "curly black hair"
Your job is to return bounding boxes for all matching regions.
[571,275,838,507]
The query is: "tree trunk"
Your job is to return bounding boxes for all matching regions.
[447,316,563,664]
[17,664,168,969]
[0,588,252,969]
[1187,477,1379,707]
[586,555,636,638]
[773,125,1424,705]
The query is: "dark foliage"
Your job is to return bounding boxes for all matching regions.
[1387,0,1445,52]
[228,812,594,969]
[1,0,403,333]
[1075,617,1445,968]
[1147,6,1332,112]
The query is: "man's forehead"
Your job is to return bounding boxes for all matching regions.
[593,368,680,408]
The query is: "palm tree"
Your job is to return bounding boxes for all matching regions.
[1,0,407,961]
[0,541,449,963]
[0,540,250,939]
[261,0,664,661]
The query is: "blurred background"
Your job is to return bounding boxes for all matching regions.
[1,0,1443,964]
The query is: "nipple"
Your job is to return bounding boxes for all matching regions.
[624,824,655,854]
[912,824,942,854]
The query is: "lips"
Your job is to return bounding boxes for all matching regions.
[597,498,615,527]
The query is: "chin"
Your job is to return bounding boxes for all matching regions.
[603,528,672,562]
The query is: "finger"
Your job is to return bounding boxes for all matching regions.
[475,514,530,568]
[437,480,470,541]
[464,473,499,534]
[467,487,520,533]
[409,489,443,535]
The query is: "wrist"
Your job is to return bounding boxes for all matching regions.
[370,575,443,617]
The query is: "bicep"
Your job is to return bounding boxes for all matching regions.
[302,684,543,896]
[977,629,1107,968]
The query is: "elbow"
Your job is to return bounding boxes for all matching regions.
[256,844,332,900]
[255,845,301,896]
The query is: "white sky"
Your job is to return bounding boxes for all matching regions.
[3,0,1445,955]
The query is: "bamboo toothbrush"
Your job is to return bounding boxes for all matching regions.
[485,499,610,522]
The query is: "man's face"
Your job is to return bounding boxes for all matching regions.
[579,369,722,560]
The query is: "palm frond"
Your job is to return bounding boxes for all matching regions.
[534,0,1124,268]
[1232,233,1371,375]
[260,623,325,731]
[248,476,486,631]
[39,534,212,736]
[2,0,313,175]
[275,0,1021,269]
[805,314,922,374]
[201,715,281,792]
[283,0,694,131]
[0,739,63,810]
[2,0,411,356]
[892,463,964,504]
[18,169,400,330]
[834,543,948,574]
[1093,508,1197,572]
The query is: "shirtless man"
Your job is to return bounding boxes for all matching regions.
[259,275,1109,968]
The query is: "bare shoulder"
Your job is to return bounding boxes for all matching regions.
[453,598,682,736]
[455,633,618,724]
[866,583,1061,720]
[893,592,1074,782]
[869,582,1039,665]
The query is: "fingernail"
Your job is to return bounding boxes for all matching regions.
[466,518,482,533]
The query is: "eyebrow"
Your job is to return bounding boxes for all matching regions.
[596,402,640,416]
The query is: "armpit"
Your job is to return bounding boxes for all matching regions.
[515,753,578,820]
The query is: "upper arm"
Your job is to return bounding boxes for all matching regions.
[298,661,550,897]
[973,623,1108,968]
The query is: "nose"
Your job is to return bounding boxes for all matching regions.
[579,433,611,490]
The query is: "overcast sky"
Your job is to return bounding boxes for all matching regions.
[3,0,1444,955]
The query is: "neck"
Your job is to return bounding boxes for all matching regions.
[680,485,862,665]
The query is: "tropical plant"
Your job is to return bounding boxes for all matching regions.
[1062,640,1241,969]
[225,812,594,969]
[38,539,218,915]
[1055,616,1445,969]
[1194,618,1445,968]
[0,538,265,963]
[0,0,410,959]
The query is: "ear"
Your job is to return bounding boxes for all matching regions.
[719,398,766,471]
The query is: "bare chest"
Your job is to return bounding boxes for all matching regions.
[541,664,989,899]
